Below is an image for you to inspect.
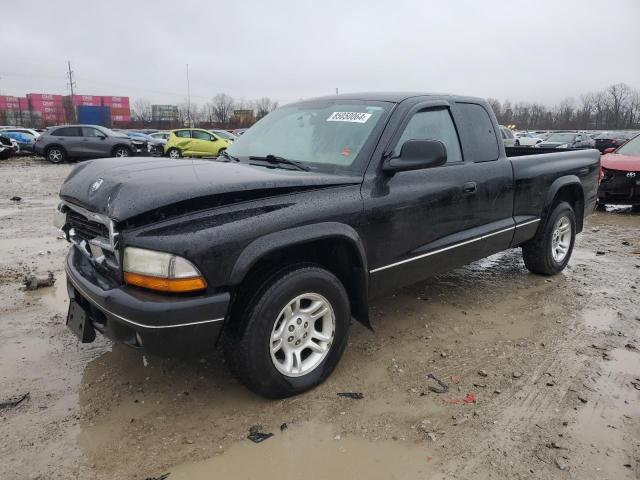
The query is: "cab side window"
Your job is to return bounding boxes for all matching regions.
[174,130,191,138]
[393,108,463,164]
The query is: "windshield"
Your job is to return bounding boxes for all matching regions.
[616,134,640,155]
[226,100,391,173]
[546,133,576,142]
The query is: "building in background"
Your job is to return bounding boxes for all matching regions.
[152,104,179,128]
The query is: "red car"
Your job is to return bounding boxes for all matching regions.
[598,133,640,206]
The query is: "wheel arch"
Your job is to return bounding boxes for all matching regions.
[230,222,371,329]
[111,143,131,156]
[544,176,585,233]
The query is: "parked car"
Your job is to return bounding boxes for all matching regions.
[0,129,39,154]
[499,125,517,146]
[598,133,640,206]
[56,92,599,398]
[210,129,239,142]
[594,131,635,153]
[126,131,164,156]
[164,128,232,158]
[0,133,14,159]
[537,132,594,149]
[34,125,134,163]
[148,131,170,145]
[514,132,543,147]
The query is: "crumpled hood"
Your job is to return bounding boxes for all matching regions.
[601,152,640,171]
[59,157,360,223]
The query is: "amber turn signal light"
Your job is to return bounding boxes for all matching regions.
[124,272,207,293]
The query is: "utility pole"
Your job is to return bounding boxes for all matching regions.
[335,87,339,95]
[186,63,191,127]
[67,61,77,123]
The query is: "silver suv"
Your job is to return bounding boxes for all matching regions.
[35,125,135,164]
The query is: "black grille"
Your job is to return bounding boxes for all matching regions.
[67,210,109,241]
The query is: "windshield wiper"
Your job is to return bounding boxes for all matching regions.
[217,149,239,162]
[249,154,310,171]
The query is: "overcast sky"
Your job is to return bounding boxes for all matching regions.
[1,0,639,107]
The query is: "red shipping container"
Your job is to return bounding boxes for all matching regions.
[102,96,130,106]
[27,93,63,103]
[111,115,131,122]
[0,95,19,107]
[110,107,131,116]
[65,95,102,106]
[30,99,65,110]
[18,98,29,110]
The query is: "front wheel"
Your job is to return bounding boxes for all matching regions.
[113,146,131,158]
[223,265,351,398]
[522,201,576,275]
[166,147,181,159]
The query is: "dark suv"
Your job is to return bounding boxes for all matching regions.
[35,125,135,163]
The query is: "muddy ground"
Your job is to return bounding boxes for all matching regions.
[0,156,638,480]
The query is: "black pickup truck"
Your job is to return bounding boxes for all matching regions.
[56,93,600,398]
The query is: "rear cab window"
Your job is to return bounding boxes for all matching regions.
[454,103,500,162]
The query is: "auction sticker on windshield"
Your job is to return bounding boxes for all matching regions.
[327,112,372,123]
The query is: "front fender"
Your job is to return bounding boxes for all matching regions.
[230,222,368,284]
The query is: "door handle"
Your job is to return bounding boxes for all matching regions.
[462,182,477,194]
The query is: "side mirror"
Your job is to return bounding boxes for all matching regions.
[603,147,616,154]
[98,135,106,140]
[383,139,447,173]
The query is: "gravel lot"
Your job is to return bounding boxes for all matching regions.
[1,156,638,479]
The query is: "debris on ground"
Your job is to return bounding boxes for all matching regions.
[512,372,523,379]
[247,425,273,443]
[9,195,21,202]
[144,474,170,480]
[555,458,569,470]
[23,272,55,290]
[337,392,364,399]
[443,392,477,405]
[0,392,30,410]
[280,423,288,431]
[478,370,488,377]
[426,373,449,394]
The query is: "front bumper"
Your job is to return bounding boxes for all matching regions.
[65,247,230,355]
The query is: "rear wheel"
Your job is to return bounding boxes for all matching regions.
[223,264,351,398]
[167,147,181,159]
[46,146,66,164]
[522,201,576,275]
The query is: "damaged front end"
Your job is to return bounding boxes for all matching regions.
[55,200,121,276]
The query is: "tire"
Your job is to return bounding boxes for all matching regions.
[167,147,181,159]
[522,201,576,275]
[112,146,131,158]
[46,146,66,164]
[217,147,226,157]
[223,264,351,398]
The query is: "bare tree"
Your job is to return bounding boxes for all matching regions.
[255,97,278,119]
[212,93,235,125]
[132,98,152,125]
[606,83,631,129]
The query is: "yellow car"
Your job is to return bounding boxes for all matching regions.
[164,128,232,158]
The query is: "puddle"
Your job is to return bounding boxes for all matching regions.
[167,422,436,480]
[35,276,69,314]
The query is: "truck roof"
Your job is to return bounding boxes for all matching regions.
[304,92,486,103]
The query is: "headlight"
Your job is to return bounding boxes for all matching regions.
[123,247,207,293]
[557,143,569,148]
